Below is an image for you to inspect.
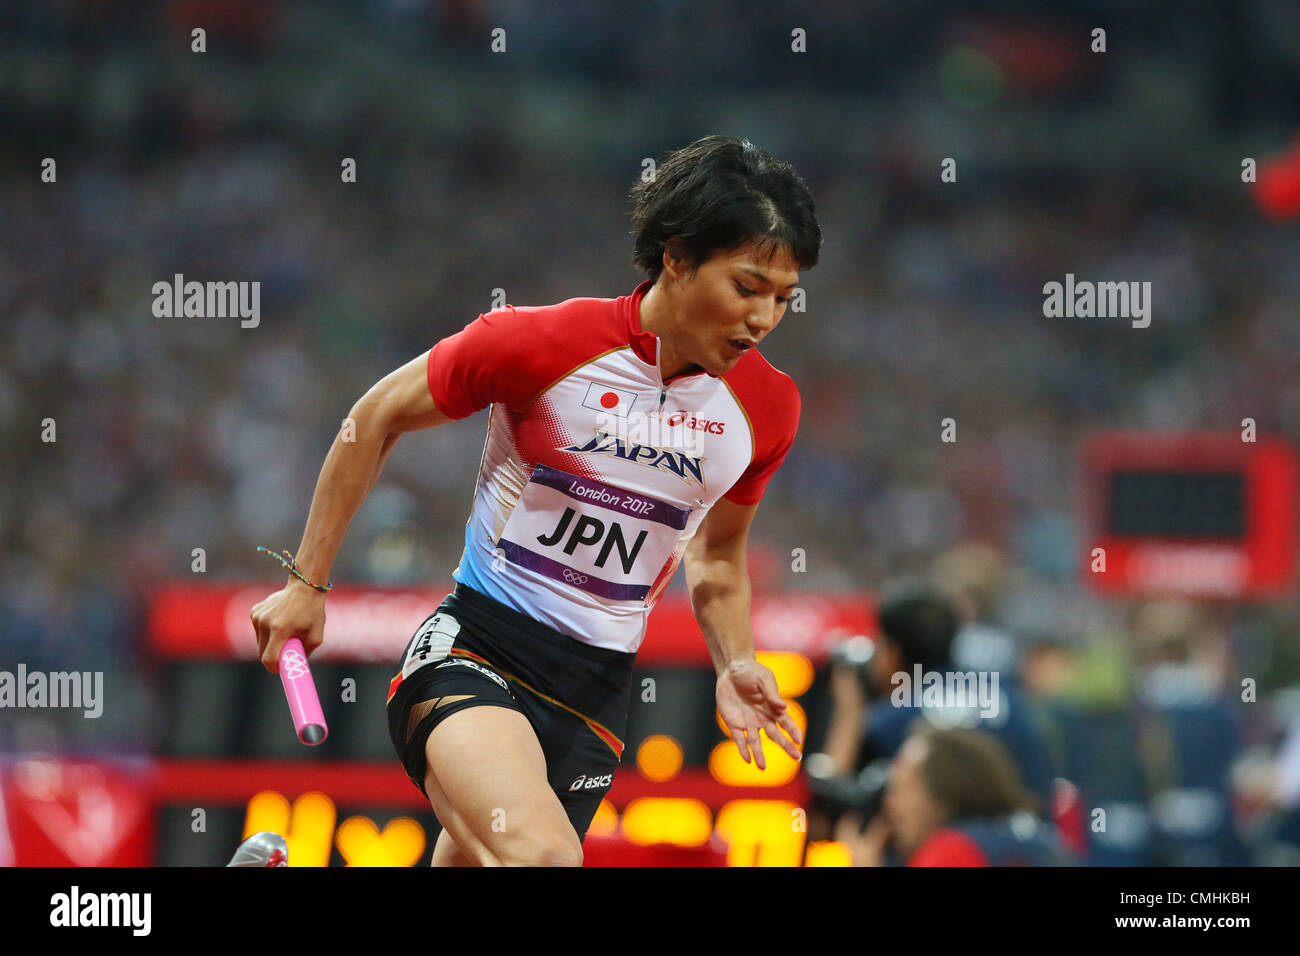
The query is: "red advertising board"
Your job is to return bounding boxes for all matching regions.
[148,584,873,664]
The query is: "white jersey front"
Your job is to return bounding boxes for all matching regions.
[426,280,800,653]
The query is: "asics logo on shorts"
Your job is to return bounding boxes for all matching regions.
[434,658,510,693]
[568,773,613,791]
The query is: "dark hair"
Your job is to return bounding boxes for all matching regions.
[909,726,1037,819]
[629,135,821,283]
[876,578,960,671]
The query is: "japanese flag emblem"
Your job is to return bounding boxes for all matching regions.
[581,382,638,418]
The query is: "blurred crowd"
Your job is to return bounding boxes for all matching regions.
[810,559,1300,866]
[3,1,1300,863]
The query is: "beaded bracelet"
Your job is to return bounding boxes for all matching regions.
[257,547,334,592]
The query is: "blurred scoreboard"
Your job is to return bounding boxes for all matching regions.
[147,582,872,866]
[1082,431,1298,598]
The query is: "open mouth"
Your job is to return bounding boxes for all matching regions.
[728,339,754,353]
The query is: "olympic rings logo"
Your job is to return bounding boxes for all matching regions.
[562,569,589,586]
[282,648,310,680]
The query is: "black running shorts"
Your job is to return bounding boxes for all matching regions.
[385,581,637,842]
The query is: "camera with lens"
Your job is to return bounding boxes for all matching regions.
[828,633,876,701]
[804,753,891,830]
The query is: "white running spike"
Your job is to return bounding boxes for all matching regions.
[226,831,289,867]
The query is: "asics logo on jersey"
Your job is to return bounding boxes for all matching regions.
[666,410,726,434]
[568,773,614,791]
[560,431,705,488]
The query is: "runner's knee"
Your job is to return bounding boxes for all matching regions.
[496,826,583,867]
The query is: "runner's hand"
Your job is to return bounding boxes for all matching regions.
[250,579,327,674]
[716,659,803,769]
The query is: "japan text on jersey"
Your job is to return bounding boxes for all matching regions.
[426,280,800,653]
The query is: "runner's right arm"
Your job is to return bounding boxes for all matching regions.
[250,350,454,673]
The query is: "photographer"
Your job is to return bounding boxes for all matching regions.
[835,725,1071,866]
[821,578,1058,812]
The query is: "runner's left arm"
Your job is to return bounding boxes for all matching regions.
[685,497,803,768]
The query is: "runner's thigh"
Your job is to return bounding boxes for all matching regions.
[423,703,583,866]
[524,698,622,843]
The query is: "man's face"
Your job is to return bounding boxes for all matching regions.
[670,241,799,375]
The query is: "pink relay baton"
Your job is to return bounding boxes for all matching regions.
[278,637,328,745]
